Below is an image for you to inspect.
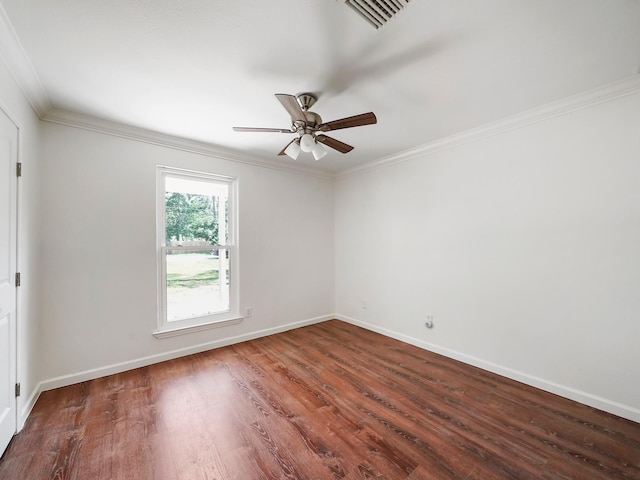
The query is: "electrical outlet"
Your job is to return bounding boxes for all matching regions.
[361,300,368,310]
[244,307,253,318]
[425,315,434,329]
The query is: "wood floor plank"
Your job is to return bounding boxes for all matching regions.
[282,326,535,479]
[1,320,639,479]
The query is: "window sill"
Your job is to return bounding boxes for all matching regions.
[153,316,243,339]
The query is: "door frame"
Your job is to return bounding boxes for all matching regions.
[0,102,20,449]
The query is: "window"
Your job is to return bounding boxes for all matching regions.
[156,166,239,337]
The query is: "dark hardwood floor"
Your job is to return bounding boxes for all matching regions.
[1,320,639,479]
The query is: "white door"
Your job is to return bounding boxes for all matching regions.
[0,108,18,454]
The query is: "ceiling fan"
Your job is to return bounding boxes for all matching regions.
[233,93,377,161]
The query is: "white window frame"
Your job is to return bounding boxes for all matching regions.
[154,166,240,338]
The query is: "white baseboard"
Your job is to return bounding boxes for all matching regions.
[18,382,42,430]
[21,314,332,426]
[20,313,639,428]
[335,314,640,424]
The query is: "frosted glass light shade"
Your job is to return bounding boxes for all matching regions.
[284,140,301,160]
[312,143,327,161]
[300,133,315,152]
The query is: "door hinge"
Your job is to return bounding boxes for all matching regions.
[16,162,22,177]
[15,383,21,397]
[15,272,21,287]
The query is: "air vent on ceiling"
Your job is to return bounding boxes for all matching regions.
[345,0,412,29]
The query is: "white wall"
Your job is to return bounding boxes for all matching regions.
[0,61,43,426]
[39,123,334,384]
[334,91,640,421]
[6,59,638,426]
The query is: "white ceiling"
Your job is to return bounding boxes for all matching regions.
[2,0,640,173]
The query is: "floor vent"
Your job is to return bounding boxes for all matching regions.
[345,0,412,29]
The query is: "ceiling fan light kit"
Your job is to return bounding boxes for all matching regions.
[299,133,316,152]
[233,92,377,162]
[284,139,301,160]
[312,143,328,161]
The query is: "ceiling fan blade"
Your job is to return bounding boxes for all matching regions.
[315,134,354,154]
[318,112,377,132]
[233,126,293,133]
[275,94,306,124]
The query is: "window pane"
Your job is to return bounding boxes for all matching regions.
[165,249,230,321]
[165,177,228,246]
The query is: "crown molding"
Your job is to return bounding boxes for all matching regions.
[37,73,640,180]
[339,74,640,177]
[0,3,52,117]
[3,0,638,181]
[0,2,326,178]
[41,108,334,179]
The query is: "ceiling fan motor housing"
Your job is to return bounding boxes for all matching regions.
[302,111,322,129]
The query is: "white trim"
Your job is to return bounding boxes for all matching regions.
[41,109,333,179]
[20,313,640,425]
[0,101,29,435]
[338,74,640,177]
[18,380,40,430]
[0,106,19,446]
[37,314,332,393]
[37,75,640,180]
[2,3,639,182]
[335,314,640,424]
[0,4,51,117]
[13,113,21,436]
[156,166,240,334]
[153,316,243,339]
